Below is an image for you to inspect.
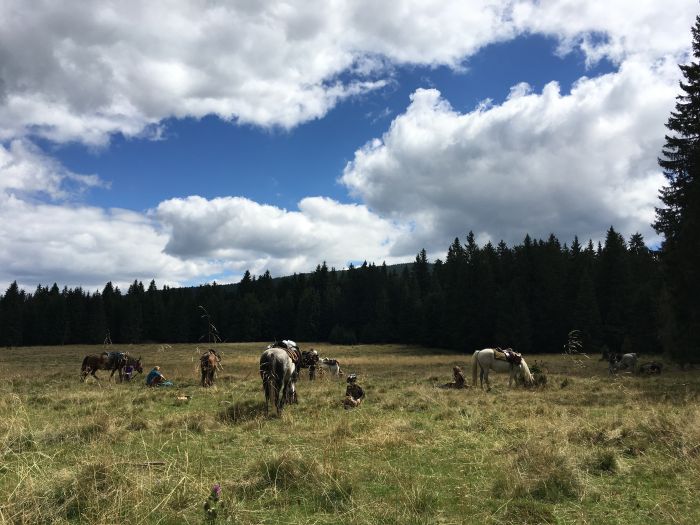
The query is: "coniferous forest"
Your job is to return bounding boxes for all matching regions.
[0,228,662,356]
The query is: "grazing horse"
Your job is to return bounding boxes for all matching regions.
[609,352,638,374]
[260,345,299,415]
[200,349,221,387]
[471,348,533,391]
[319,357,343,378]
[81,352,142,382]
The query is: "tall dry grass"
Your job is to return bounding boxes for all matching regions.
[0,343,698,524]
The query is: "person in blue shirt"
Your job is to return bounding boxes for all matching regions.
[146,366,173,387]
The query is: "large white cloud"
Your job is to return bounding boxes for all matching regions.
[341,57,679,252]
[0,192,409,291]
[0,0,514,145]
[0,193,214,292]
[512,0,699,65]
[1,0,694,145]
[155,195,409,276]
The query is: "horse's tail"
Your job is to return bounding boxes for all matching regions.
[520,359,534,385]
[81,355,90,372]
[471,350,480,386]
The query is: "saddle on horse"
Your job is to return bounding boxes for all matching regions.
[493,347,522,365]
[270,340,302,364]
[103,351,126,368]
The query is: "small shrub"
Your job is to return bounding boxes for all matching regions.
[587,449,619,473]
[497,499,556,525]
[218,400,266,424]
[126,418,150,431]
[493,444,583,502]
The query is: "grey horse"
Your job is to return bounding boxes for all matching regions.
[609,352,638,374]
[259,345,299,415]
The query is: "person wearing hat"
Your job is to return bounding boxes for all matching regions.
[343,373,365,409]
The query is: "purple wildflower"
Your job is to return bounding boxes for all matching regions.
[211,483,221,500]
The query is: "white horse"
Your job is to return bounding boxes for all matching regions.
[318,357,343,378]
[471,348,534,391]
[259,345,299,415]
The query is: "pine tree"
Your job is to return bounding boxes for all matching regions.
[653,15,700,362]
[0,282,25,346]
[597,227,630,354]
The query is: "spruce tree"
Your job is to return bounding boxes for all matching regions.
[653,15,700,362]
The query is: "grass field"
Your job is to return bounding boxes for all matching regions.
[1,343,699,524]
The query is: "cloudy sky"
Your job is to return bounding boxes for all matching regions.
[0,1,697,291]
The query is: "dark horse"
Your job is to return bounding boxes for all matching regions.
[200,349,221,387]
[260,343,300,415]
[81,352,143,382]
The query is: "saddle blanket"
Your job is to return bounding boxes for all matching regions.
[493,348,522,365]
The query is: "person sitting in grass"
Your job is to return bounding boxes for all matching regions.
[146,366,173,387]
[439,366,467,389]
[343,373,365,409]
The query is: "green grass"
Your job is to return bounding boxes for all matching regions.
[0,343,698,524]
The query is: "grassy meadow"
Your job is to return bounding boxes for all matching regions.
[0,343,699,524]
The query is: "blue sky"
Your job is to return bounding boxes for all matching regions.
[51,34,615,212]
[0,1,696,291]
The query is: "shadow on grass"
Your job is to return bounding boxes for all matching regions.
[218,399,267,424]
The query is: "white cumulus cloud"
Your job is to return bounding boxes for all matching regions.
[0,193,215,291]
[2,0,693,145]
[341,57,679,253]
[155,195,409,276]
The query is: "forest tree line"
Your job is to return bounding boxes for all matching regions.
[0,227,663,356]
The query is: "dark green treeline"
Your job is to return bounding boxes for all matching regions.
[0,227,661,355]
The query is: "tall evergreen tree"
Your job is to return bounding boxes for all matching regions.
[0,282,25,346]
[653,15,700,362]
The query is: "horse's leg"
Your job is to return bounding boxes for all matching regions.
[275,385,282,415]
[262,376,270,414]
[484,369,491,392]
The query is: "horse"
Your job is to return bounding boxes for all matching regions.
[319,357,343,378]
[260,345,300,415]
[119,355,143,382]
[609,352,638,374]
[471,348,533,391]
[80,352,142,382]
[200,349,221,387]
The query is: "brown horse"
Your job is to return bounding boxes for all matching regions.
[81,352,143,382]
[200,349,221,387]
